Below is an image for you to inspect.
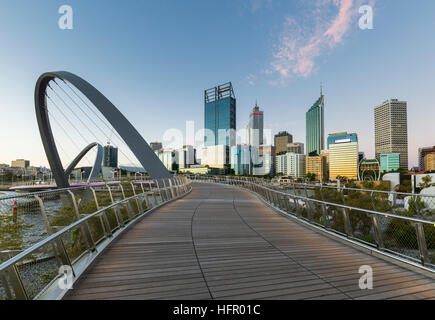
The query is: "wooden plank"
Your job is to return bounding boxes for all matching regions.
[65,183,434,300]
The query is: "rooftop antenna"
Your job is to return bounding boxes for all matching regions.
[320,82,323,96]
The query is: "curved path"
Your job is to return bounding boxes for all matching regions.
[66,183,435,300]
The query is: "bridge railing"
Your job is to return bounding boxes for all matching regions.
[187,175,435,219]
[190,176,435,271]
[0,177,191,300]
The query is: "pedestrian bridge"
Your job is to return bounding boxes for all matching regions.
[65,182,434,300]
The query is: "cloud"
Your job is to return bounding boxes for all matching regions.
[269,0,374,82]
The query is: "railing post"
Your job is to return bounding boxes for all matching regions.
[321,203,329,228]
[118,183,134,220]
[371,214,384,250]
[0,251,29,300]
[90,187,112,238]
[130,182,143,215]
[67,190,96,252]
[341,207,353,237]
[106,185,124,227]
[415,223,430,265]
[34,195,72,269]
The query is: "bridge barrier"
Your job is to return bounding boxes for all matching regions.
[189,176,435,272]
[0,177,191,300]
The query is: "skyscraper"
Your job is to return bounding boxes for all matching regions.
[374,99,408,169]
[306,88,325,156]
[102,144,118,168]
[204,82,236,147]
[274,131,293,155]
[329,132,359,180]
[247,102,264,147]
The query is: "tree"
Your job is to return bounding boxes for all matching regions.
[419,175,433,190]
[306,173,316,182]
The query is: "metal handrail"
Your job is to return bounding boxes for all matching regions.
[0,181,129,201]
[191,177,434,225]
[190,176,435,268]
[249,181,434,225]
[190,174,435,199]
[0,177,191,299]
[0,181,188,273]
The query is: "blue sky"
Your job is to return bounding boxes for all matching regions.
[0,0,434,168]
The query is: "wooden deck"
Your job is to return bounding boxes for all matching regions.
[66,183,435,300]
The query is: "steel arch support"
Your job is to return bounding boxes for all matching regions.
[35,71,171,188]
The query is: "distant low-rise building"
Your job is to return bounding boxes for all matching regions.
[11,159,30,169]
[380,153,400,173]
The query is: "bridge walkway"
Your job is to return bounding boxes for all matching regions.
[66,183,435,300]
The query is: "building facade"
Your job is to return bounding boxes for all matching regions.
[374,99,408,169]
[276,153,306,179]
[230,145,254,176]
[204,82,236,147]
[247,103,264,147]
[425,154,435,172]
[380,153,400,173]
[306,91,325,156]
[201,145,229,170]
[11,159,30,168]
[274,131,293,155]
[150,142,163,152]
[177,145,196,169]
[287,142,304,155]
[102,144,118,168]
[306,155,328,183]
[253,145,275,177]
[329,132,359,180]
[418,146,435,171]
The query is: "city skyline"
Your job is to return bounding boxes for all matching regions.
[1,1,434,168]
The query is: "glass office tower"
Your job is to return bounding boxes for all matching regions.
[204,82,236,147]
[306,91,325,156]
[103,144,118,168]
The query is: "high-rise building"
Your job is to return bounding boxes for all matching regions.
[204,82,236,147]
[253,145,275,177]
[231,145,255,176]
[177,145,196,169]
[287,142,304,155]
[329,132,359,180]
[418,146,435,171]
[102,144,118,168]
[306,155,328,183]
[156,149,177,171]
[327,132,357,149]
[274,131,293,155]
[150,142,163,152]
[306,88,325,156]
[201,145,229,170]
[425,154,435,172]
[276,153,306,179]
[11,159,30,169]
[374,99,408,169]
[247,102,264,147]
[380,153,400,173]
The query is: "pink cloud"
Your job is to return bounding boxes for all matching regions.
[269,0,374,81]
